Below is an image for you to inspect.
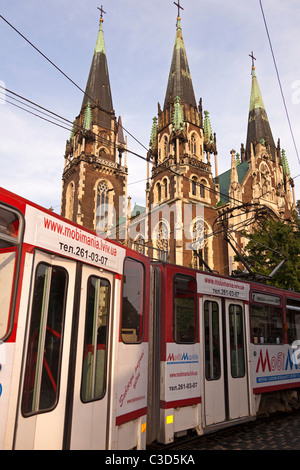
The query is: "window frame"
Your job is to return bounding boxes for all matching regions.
[21,262,68,416]
[250,291,283,345]
[229,304,245,379]
[121,257,145,344]
[173,274,198,344]
[286,297,300,345]
[81,275,111,403]
[0,203,24,342]
[204,299,221,381]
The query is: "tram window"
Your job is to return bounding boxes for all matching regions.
[0,249,17,338]
[121,258,144,343]
[229,305,245,378]
[204,300,221,380]
[250,304,283,344]
[0,206,22,339]
[81,276,110,402]
[286,299,300,344]
[22,263,68,415]
[174,275,197,343]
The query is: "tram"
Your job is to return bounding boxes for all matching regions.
[0,186,300,450]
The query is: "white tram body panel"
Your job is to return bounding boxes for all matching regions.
[0,189,149,450]
[1,187,300,450]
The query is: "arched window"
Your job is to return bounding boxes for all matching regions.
[200,179,206,198]
[192,177,198,196]
[65,181,75,221]
[163,178,168,199]
[163,136,168,160]
[191,219,209,271]
[154,220,169,261]
[191,134,197,155]
[96,181,109,231]
[157,183,161,203]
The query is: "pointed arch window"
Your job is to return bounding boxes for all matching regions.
[192,177,198,196]
[157,183,161,203]
[191,218,209,271]
[163,178,168,199]
[191,134,197,155]
[164,136,168,160]
[200,179,206,198]
[65,181,75,221]
[154,220,169,261]
[96,181,109,232]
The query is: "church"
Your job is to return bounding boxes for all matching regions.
[60,4,296,277]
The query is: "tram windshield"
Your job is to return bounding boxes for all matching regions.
[0,205,22,339]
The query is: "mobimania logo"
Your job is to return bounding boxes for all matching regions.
[167,352,199,364]
[256,347,300,374]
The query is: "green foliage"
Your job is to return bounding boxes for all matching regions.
[240,212,300,292]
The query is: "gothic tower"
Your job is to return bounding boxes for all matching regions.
[145,8,226,272]
[244,58,295,217]
[218,56,296,275]
[61,11,127,236]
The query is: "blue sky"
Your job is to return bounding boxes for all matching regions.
[0,0,300,211]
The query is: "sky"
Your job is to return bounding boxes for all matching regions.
[0,0,300,212]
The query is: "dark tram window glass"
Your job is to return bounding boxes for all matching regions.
[174,275,197,343]
[286,299,300,345]
[250,303,283,344]
[121,258,144,343]
[22,263,68,415]
[81,276,110,402]
[0,205,22,340]
[229,304,245,378]
[204,300,221,380]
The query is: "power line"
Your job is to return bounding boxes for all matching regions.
[259,0,300,166]
[0,14,149,153]
[0,85,150,163]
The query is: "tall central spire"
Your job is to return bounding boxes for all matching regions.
[163,5,197,110]
[81,7,113,129]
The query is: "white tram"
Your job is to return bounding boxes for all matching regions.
[1,187,300,449]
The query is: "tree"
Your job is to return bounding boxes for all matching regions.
[239,211,300,292]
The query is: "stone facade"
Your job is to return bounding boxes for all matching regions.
[60,14,296,277]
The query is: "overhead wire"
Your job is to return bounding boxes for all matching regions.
[0,85,150,163]
[0,14,149,153]
[259,0,300,166]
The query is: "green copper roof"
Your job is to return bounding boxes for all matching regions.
[204,110,213,143]
[216,160,250,204]
[281,149,291,177]
[249,67,266,112]
[83,101,93,130]
[172,96,184,131]
[150,117,158,148]
[94,21,106,54]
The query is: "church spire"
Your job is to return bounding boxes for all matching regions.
[163,2,197,110]
[81,6,114,129]
[245,53,276,161]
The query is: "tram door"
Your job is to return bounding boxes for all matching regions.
[202,297,249,427]
[15,251,76,449]
[68,264,114,450]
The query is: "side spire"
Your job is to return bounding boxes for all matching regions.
[245,53,276,161]
[81,5,113,129]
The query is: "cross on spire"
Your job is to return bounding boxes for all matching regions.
[249,51,256,69]
[174,0,184,19]
[97,4,106,22]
